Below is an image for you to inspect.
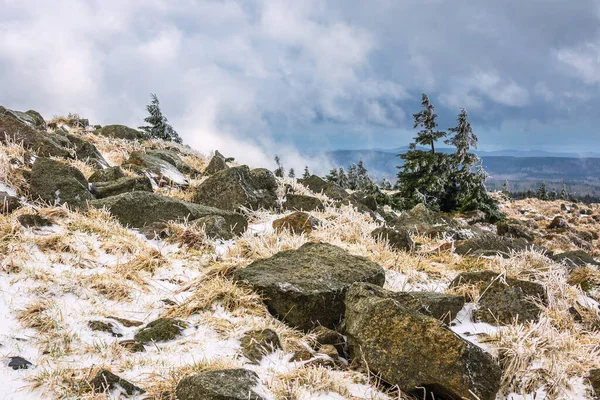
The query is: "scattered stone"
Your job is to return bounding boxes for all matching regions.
[127,151,188,186]
[118,340,145,353]
[496,221,535,242]
[192,215,236,240]
[204,150,229,175]
[91,176,153,199]
[313,326,345,356]
[344,282,502,400]
[106,316,144,327]
[55,131,108,168]
[146,149,200,177]
[272,212,320,235]
[96,124,145,140]
[240,329,282,364]
[587,369,600,399]
[349,191,377,211]
[318,344,339,361]
[290,349,313,362]
[551,250,600,268]
[299,175,348,201]
[90,369,145,396]
[371,226,414,252]
[88,321,122,337]
[175,369,266,400]
[283,194,324,212]
[450,271,547,325]
[17,214,52,228]
[454,233,544,258]
[88,166,125,183]
[548,215,569,229]
[7,356,32,370]
[30,157,92,207]
[138,221,170,240]
[134,318,187,343]
[192,165,278,211]
[0,192,20,214]
[90,191,247,233]
[234,242,385,330]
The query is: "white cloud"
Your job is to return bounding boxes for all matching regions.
[555,43,600,84]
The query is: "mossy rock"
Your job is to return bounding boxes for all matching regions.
[0,192,21,214]
[234,242,385,330]
[0,112,71,158]
[272,212,320,235]
[96,124,145,140]
[240,329,281,364]
[55,131,108,168]
[89,191,247,233]
[204,151,229,175]
[30,157,92,207]
[450,270,547,325]
[371,226,414,252]
[551,250,600,269]
[146,149,200,177]
[91,176,153,199]
[283,194,324,212]
[191,215,236,240]
[127,151,188,187]
[454,233,546,258]
[175,369,265,400]
[25,110,46,130]
[88,166,126,183]
[90,369,145,395]
[17,214,52,228]
[192,165,278,211]
[88,320,122,337]
[344,282,501,400]
[134,318,188,343]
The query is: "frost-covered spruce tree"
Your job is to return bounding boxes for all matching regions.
[347,163,358,190]
[302,166,311,179]
[274,156,285,178]
[549,187,557,200]
[537,182,548,200]
[380,178,393,190]
[139,94,182,143]
[338,167,348,189]
[396,94,451,209]
[560,184,569,200]
[445,108,499,218]
[288,168,295,178]
[326,168,339,183]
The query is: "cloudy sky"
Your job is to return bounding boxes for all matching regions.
[1,0,600,169]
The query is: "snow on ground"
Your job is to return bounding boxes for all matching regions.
[0,182,17,197]
[450,303,501,351]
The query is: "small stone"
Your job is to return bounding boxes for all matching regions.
[272,212,320,235]
[240,329,282,364]
[318,344,339,360]
[7,356,32,370]
[17,214,52,228]
[371,226,414,252]
[313,326,345,356]
[548,216,569,229]
[91,369,145,395]
[88,320,123,337]
[118,340,145,353]
[290,349,313,362]
[134,318,187,343]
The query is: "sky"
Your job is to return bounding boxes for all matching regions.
[2,0,600,171]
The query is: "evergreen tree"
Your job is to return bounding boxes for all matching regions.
[347,163,358,190]
[537,183,548,200]
[274,155,284,178]
[380,178,393,191]
[338,167,348,189]
[326,168,339,183]
[288,168,295,179]
[560,184,569,200]
[413,93,446,153]
[502,180,509,193]
[139,94,182,143]
[355,159,375,191]
[302,166,311,180]
[549,187,557,200]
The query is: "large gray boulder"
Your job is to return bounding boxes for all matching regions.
[176,369,266,400]
[126,151,188,186]
[88,166,125,183]
[54,131,108,168]
[204,150,229,175]
[193,165,278,212]
[89,191,247,233]
[96,125,145,140]
[283,194,324,212]
[344,282,502,400]
[454,233,546,258]
[300,175,348,201]
[550,250,600,268]
[450,270,547,325]
[90,176,153,199]
[145,149,199,177]
[234,242,385,330]
[371,226,414,252]
[30,157,93,207]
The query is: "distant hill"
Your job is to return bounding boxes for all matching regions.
[322,148,600,196]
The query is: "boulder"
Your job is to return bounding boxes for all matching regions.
[126,151,188,186]
[454,233,544,258]
[88,166,125,183]
[234,242,385,330]
[91,176,153,199]
[146,149,200,177]
[344,282,501,400]
[96,124,145,140]
[90,369,145,396]
[134,318,187,343]
[24,110,46,130]
[273,212,320,235]
[17,214,52,228]
[450,271,547,325]
[192,165,278,212]
[548,216,569,229]
[371,226,413,252]
[89,191,247,233]
[551,251,600,268]
[386,290,465,323]
[30,157,93,207]
[7,356,32,370]
[204,150,229,175]
[283,194,324,212]
[313,326,346,356]
[175,369,266,400]
[191,215,237,240]
[349,191,377,211]
[300,175,348,201]
[240,329,282,364]
[0,192,20,214]
[496,220,535,242]
[55,131,108,168]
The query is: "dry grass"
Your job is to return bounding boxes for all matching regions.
[0,138,30,196]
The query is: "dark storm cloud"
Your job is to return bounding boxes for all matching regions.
[1,0,599,170]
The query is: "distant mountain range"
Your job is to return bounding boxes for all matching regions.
[319,147,600,196]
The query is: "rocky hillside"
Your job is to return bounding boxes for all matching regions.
[1,107,600,399]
